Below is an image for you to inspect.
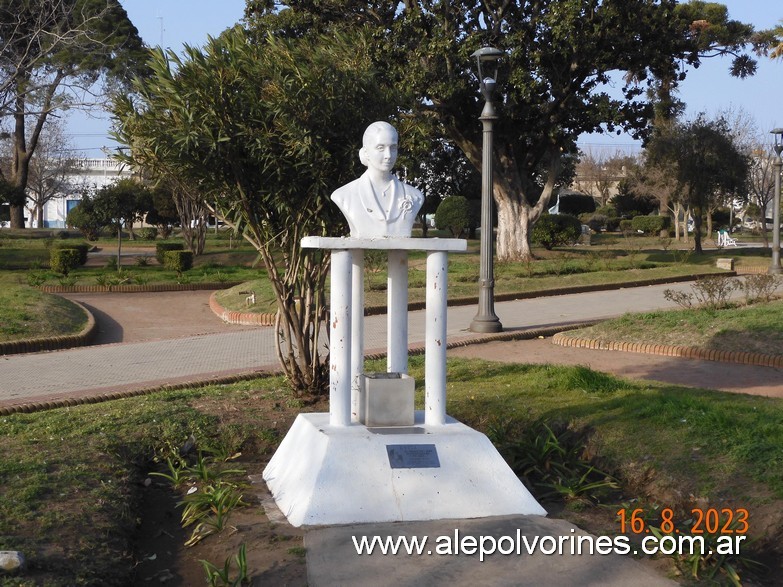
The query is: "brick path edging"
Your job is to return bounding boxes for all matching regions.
[0,301,98,356]
[551,332,783,369]
[209,292,277,326]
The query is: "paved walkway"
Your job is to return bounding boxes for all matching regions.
[2,281,782,410]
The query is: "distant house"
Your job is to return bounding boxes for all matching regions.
[34,158,134,228]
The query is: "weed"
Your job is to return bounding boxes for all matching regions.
[181,483,248,546]
[134,256,150,267]
[57,274,78,287]
[149,457,189,489]
[201,543,249,586]
[26,270,47,287]
[487,418,618,504]
[649,519,765,586]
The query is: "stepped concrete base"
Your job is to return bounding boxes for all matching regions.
[263,412,546,527]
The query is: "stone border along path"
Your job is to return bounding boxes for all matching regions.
[552,331,783,369]
[0,301,97,356]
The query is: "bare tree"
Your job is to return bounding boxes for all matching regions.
[0,0,145,228]
[24,118,83,227]
[574,150,635,206]
[747,144,777,247]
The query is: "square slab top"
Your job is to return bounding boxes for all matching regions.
[301,236,467,252]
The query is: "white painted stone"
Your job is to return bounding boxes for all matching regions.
[359,373,414,427]
[263,412,547,527]
[0,551,25,574]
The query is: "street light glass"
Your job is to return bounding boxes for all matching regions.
[771,128,783,156]
[471,47,504,86]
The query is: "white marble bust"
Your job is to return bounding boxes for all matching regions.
[331,121,424,238]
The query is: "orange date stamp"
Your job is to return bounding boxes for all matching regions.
[617,507,749,535]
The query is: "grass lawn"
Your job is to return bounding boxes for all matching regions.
[565,296,783,355]
[1,358,781,585]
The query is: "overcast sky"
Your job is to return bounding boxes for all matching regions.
[64,0,783,157]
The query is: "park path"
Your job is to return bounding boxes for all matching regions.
[1,281,782,409]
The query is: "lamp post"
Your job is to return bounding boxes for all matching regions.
[469,46,504,333]
[769,129,783,275]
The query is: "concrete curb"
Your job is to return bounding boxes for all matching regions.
[551,331,783,369]
[0,370,272,416]
[0,301,98,356]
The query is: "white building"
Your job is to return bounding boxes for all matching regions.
[36,158,134,228]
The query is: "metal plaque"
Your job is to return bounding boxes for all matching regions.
[386,444,440,469]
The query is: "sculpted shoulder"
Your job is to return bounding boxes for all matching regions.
[331,177,361,206]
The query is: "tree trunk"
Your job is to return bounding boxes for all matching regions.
[446,123,558,263]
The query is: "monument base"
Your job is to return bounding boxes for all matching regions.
[263,412,546,527]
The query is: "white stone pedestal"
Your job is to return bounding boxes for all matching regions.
[263,412,546,527]
[263,235,546,527]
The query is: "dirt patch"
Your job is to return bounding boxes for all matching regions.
[132,464,307,586]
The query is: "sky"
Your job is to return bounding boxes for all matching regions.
[65,0,783,158]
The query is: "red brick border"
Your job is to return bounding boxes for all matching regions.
[208,292,276,326]
[551,332,783,369]
[0,301,98,356]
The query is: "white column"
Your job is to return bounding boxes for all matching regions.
[351,250,365,422]
[425,250,448,425]
[329,249,353,427]
[387,249,409,374]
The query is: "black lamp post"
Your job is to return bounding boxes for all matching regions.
[469,46,504,333]
[770,129,783,275]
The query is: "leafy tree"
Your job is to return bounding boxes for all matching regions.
[66,193,102,240]
[646,115,749,253]
[145,184,180,239]
[92,179,153,267]
[112,28,395,395]
[404,136,480,237]
[435,196,470,237]
[0,0,146,228]
[244,0,765,262]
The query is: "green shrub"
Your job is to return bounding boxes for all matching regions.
[631,215,669,235]
[435,196,470,237]
[584,214,607,232]
[50,248,81,275]
[605,217,622,232]
[51,241,89,265]
[156,242,184,264]
[164,250,193,273]
[137,227,158,240]
[619,219,633,233]
[556,193,596,216]
[532,214,582,250]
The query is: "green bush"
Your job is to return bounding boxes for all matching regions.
[137,227,158,240]
[163,250,193,273]
[66,198,103,241]
[50,248,81,275]
[531,214,582,250]
[631,215,670,235]
[606,217,622,232]
[51,241,89,265]
[156,242,184,264]
[584,214,607,232]
[435,196,470,237]
[619,219,633,233]
[557,193,596,216]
